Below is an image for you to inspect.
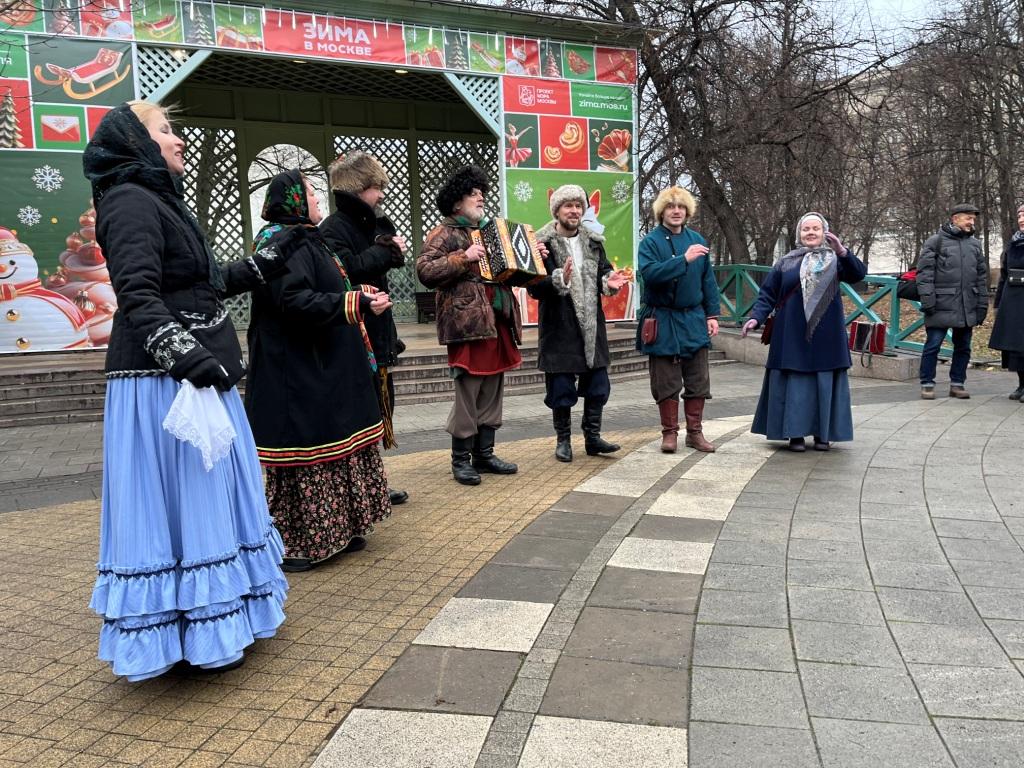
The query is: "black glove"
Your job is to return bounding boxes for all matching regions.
[376,234,406,268]
[172,350,232,391]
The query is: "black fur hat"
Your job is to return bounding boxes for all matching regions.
[436,165,490,216]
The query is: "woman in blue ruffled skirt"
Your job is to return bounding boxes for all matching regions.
[83,101,290,681]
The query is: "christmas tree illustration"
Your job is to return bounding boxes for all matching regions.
[0,88,24,150]
[447,33,468,70]
[187,5,214,45]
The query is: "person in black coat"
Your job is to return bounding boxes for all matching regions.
[320,152,409,506]
[915,203,990,400]
[82,101,290,681]
[246,169,394,572]
[990,203,1024,400]
[528,184,629,461]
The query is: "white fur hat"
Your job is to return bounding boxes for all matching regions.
[549,184,588,218]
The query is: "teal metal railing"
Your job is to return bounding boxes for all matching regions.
[713,264,949,355]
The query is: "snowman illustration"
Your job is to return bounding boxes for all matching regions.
[0,227,90,352]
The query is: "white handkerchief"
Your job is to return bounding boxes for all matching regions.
[162,381,237,471]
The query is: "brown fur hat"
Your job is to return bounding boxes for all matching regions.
[328,151,389,193]
[652,186,697,222]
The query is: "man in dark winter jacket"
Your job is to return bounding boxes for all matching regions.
[916,203,990,400]
[528,184,630,462]
[321,152,409,505]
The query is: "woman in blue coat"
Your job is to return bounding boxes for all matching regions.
[742,212,866,451]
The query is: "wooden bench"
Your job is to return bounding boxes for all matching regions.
[415,291,437,323]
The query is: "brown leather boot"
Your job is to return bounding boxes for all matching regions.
[658,399,679,453]
[683,397,716,452]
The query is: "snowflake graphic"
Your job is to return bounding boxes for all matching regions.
[17,206,41,227]
[612,179,632,204]
[513,179,533,203]
[32,165,64,193]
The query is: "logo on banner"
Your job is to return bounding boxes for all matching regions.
[517,85,535,107]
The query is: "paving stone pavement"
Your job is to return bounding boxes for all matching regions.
[1,361,1022,767]
[316,371,1024,768]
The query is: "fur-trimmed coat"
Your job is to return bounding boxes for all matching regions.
[416,217,522,347]
[528,222,616,372]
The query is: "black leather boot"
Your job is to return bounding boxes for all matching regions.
[582,400,620,456]
[451,436,481,485]
[472,426,518,474]
[553,407,573,462]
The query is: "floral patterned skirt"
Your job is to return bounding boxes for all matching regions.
[265,446,391,562]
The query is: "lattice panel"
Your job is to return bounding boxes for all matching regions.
[180,125,250,326]
[332,135,416,321]
[136,46,195,100]
[417,138,501,237]
[451,74,501,128]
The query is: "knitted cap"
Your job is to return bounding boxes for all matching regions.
[652,186,697,222]
[328,151,389,193]
[549,184,588,218]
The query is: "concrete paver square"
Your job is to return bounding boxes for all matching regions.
[870,560,963,592]
[864,537,948,564]
[932,519,1015,541]
[541,656,688,726]
[519,715,687,768]
[607,537,713,574]
[645,492,734,520]
[458,563,575,604]
[311,709,491,768]
[877,587,984,626]
[966,586,1024,621]
[800,662,928,724]
[811,718,955,768]
[941,537,1024,563]
[562,607,694,669]
[697,588,789,628]
[788,538,865,562]
[630,515,722,543]
[693,624,795,672]
[491,534,594,571]
[521,511,618,543]
[788,560,873,591]
[951,558,1024,589]
[413,598,553,653]
[690,667,808,729]
[792,620,903,668]
[362,646,521,716]
[890,622,1011,668]
[588,567,701,614]
[709,539,787,567]
[909,663,1024,719]
[935,718,1024,768]
[575,452,684,498]
[987,620,1024,659]
[549,491,635,518]
[687,722,819,768]
[788,586,885,626]
[704,562,786,592]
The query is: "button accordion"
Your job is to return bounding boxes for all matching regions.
[469,218,547,286]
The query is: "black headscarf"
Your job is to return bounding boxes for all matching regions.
[253,168,315,252]
[83,103,225,292]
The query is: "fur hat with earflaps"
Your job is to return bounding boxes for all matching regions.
[328,151,389,193]
[549,184,588,218]
[652,186,697,223]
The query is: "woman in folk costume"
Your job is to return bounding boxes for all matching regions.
[245,169,393,572]
[84,101,288,681]
[742,212,867,450]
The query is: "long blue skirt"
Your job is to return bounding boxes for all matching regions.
[90,376,288,682]
[751,368,854,442]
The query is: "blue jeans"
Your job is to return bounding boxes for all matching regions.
[919,326,973,387]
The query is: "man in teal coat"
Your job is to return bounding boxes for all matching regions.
[636,187,721,452]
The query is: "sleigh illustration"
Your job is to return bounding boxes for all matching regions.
[142,14,179,39]
[33,48,131,101]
